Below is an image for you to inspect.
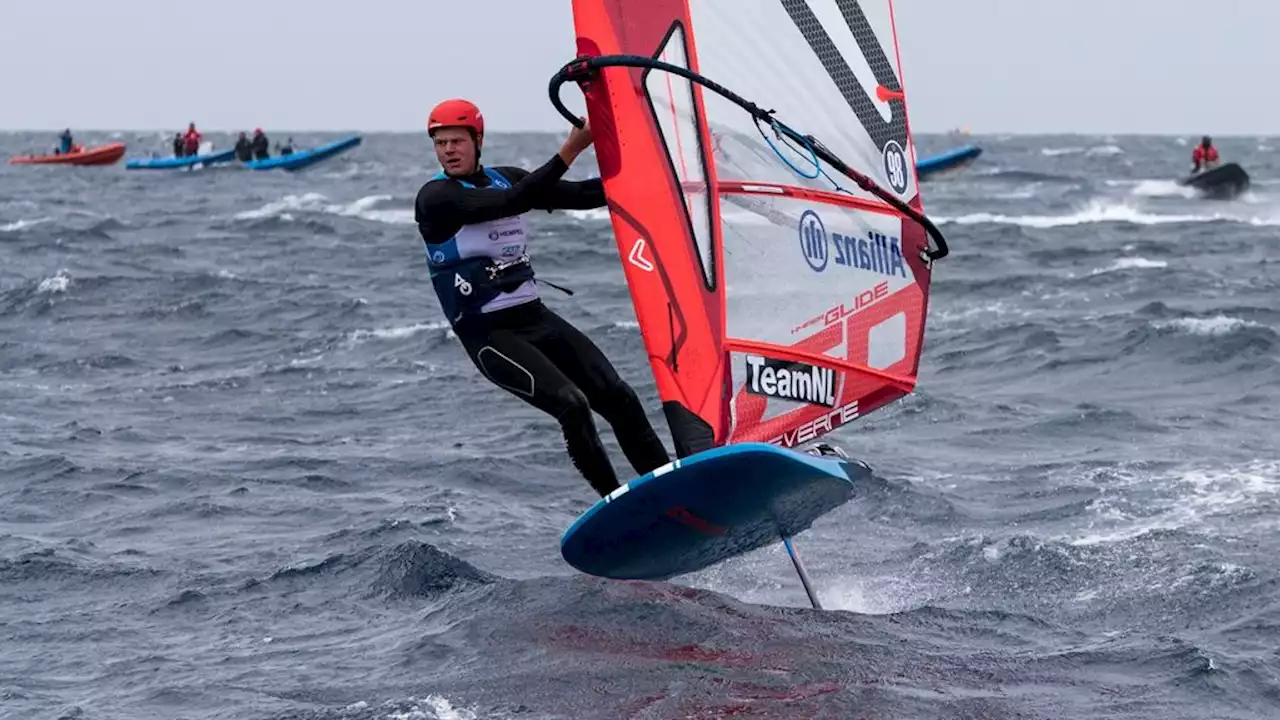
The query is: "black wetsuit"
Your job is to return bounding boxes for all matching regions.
[234,137,253,162]
[415,155,671,496]
[251,133,269,161]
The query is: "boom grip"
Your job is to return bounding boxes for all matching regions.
[546,54,951,262]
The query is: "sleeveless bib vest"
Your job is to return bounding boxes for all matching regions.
[422,168,539,324]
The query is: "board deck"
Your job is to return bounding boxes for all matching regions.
[560,443,870,580]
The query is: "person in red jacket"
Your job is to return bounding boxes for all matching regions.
[1191,136,1219,173]
[182,123,202,157]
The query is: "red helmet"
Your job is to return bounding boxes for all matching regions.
[428,99,484,136]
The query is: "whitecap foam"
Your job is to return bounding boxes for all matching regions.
[234,193,328,220]
[1180,461,1280,516]
[1152,315,1266,336]
[1089,257,1168,275]
[1086,144,1124,156]
[1,217,51,232]
[563,208,611,221]
[1128,180,1197,199]
[991,187,1038,200]
[931,301,1028,326]
[234,193,414,225]
[936,199,1266,228]
[349,322,449,343]
[386,695,478,720]
[1041,147,1084,157]
[828,576,926,615]
[1068,459,1280,546]
[325,195,414,225]
[37,270,71,293]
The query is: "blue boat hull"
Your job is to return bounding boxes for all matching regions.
[241,135,361,172]
[125,149,237,170]
[916,144,983,180]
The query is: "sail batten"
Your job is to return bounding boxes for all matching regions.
[725,338,916,393]
[569,0,934,453]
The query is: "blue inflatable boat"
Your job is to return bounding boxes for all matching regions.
[125,149,237,170]
[916,144,983,180]
[241,135,362,172]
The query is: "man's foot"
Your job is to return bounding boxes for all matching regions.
[802,441,848,459]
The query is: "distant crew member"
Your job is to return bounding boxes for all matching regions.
[58,129,74,154]
[251,128,270,161]
[172,133,185,157]
[182,123,202,157]
[414,98,671,497]
[279,137,295,156]
[1191,136,1219,173]
[234,131,254,162]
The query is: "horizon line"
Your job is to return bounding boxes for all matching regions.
[1,127,1275,138]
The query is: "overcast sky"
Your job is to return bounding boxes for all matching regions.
[2,0,1277,135]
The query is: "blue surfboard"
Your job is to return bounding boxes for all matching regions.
[560,443,871,581]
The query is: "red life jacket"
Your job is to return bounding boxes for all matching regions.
[1193,145,1219,164]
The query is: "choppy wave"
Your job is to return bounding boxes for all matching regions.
[235,192,414,225]
[937,199,1280,228]
[2,130,1278,720]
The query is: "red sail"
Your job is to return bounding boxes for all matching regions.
[572,0,933,454]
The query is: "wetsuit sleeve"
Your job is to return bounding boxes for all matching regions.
[415,155,572,242]
[535,178,606,210]
[487,167,605,210]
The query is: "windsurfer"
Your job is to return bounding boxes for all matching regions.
[414,98,671,497]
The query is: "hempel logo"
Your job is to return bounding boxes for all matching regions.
[745,354,836,408]
[488,227,524,241]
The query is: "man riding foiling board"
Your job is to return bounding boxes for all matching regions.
[414,98,672,497]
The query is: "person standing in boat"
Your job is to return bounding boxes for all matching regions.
[172,133,185,157]
[251,129,270,161]
[182,123,202,157]
[58,129,73,154]
[1191,136,1219,173]
[234,132,254,162]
